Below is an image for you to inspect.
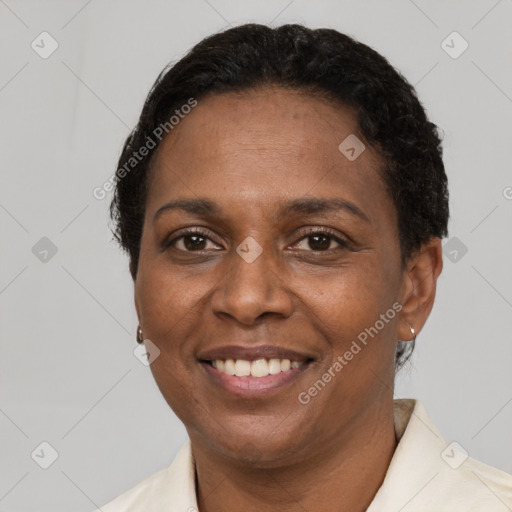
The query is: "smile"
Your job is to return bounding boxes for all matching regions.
[199,358,313,396]
[197,344,315,396]
[208,358,304,377]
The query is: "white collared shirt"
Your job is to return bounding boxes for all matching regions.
[95,399,512,511]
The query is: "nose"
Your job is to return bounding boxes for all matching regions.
[211,242,294,326]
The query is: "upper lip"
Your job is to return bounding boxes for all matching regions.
[197,345,314,363]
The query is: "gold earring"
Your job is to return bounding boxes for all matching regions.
[136,325,144,344]
[410,326,416,342]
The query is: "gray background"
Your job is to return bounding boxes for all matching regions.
[1,0,511,510]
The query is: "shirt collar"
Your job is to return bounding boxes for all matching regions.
[366,398,448,511]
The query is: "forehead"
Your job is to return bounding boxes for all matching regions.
[146,87,394,227]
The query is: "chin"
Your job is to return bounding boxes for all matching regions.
[199,422,306,467]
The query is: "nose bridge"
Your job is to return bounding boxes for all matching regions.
[232,236,275,290]
[213,236,292,324]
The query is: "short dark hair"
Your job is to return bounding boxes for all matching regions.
[109,23,449,370]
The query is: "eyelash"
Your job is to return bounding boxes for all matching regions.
[164,226,351,253]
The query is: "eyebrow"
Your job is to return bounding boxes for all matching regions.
[153,197,370,224]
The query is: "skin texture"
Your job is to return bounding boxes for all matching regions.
[134,86,443,512]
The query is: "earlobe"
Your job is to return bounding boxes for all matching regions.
[397,237,443,341]
[134,286,141,326]
[134,290,145,344]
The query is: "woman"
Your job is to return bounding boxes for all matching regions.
[99,23,512,512]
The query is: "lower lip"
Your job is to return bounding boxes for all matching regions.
[200,361,310,398]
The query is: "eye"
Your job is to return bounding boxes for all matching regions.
[164,227,350,253]
[164,228,221,252]
[290,228,350,252]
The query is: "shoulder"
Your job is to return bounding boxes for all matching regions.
[444,454,512,511]
[97,466,170,512]
[368,399,512,512]
[91,440,197,512]
[412,401,512,510]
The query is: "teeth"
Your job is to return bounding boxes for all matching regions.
[224,359,236,375]
[211,358,305,378]
[268,358,281,374]
[250,359,268,377]
[234,359,251,377]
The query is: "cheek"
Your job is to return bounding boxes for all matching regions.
[307,258,399,336]
[148,357,203,431]
[303,263,401,394]
[138,270,203,418]
[300,275,398,412]
[134,269,194,408]
[136,259,204,338]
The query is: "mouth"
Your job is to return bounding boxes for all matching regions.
[197,345,315,397]
[203,357,310,377]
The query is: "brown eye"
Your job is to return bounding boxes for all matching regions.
[291,228,350,252]
[165,228,221,252]
[294,234,339,251]
[307,234,333,251]
[179,234,209,251]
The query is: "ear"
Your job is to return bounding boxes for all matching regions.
[398,237,443,341]
[134,282,141,326]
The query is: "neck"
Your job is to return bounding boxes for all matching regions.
[191,398,398,512]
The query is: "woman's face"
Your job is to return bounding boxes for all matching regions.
[135,87,413,465]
